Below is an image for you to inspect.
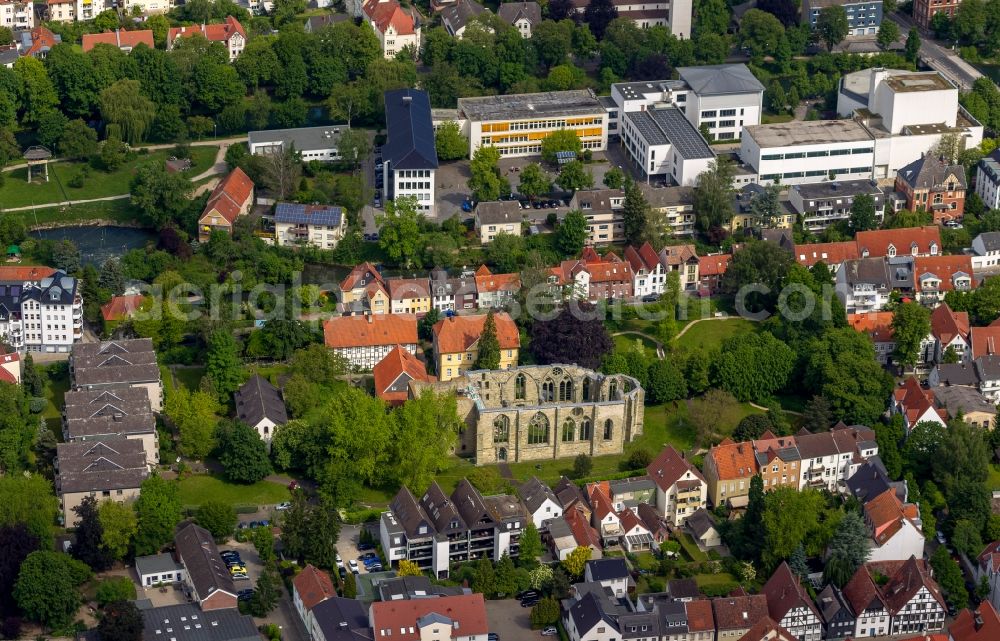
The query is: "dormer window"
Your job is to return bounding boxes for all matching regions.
[886,244,896,257]
[930,242,938,255]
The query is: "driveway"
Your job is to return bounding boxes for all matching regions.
[336,523,383,577]
[486,599,538,640]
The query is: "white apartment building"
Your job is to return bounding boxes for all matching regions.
[121,0,172,13]
[621,106,715,186]
[273,202,346,250]
[47,0,75,21]
[383,89,438,213]
[976,150,1000,210]
[0,269,83,353]
[608,64,764,142]
[0,0,34,29]
[361,0,420,58]
[788,179,886,232]
[971,232,1000,271]
[76,0,108,20]
[740,119,877,186]
[569,0,692,39]
[457,90,608,158]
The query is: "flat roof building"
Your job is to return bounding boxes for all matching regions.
[740,120,876,186]
[248,125,350,163]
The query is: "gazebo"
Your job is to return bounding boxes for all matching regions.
[23,146,52,183]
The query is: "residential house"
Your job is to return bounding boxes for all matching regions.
[848,311,896,364]
[618,508,655,552]
[588,484,622,545]
[431,312,519,381]
[570,189,626,245]
[101,294,147,328]
[788,179,885,233]
[555,475,591,518]
[816,584,856,640]
[362,0,420,58]
[369,594,488,641]
[704,438,757,509]
[697,254,731,295]
[864,488,924,562]
[310,597,370,641]
[762,562,823,641]
[375,575,464,600]
[55,438,148,527]
[0,349,19,386]
[475,201,523,244]
[564,591,621,641]
[607,476,656,513]
[388,278,431,315]
[0,266,82,352]
[636,503,670,546]
[932,385,996,429]
[323,314,418,370]
[233,375,287,445]
[643,185,697,236]
[82,29,153,52]
[863,558,946,634]
[841,558,891,638]
[496,1,539,37]
[339,262,385,308]
[837,257,892,313]
[135,553,186,587]
[382,89,437,212]
[975,151,1000,212]
[971,231,1000,271]
[548,511,598,561]
[912,254,974,305]
[0,0,34,30]
[686,508,721,548]
[441,0,487,37]
[793,241,860,269]
[573,247,632,302]
[930,303,970,362]
[139,604,259,641]
[121,0,174,14]
[890,377,948,431]
[752,431,802,492]
[712,594,770,641]
[569,0,692,37]
[730,183,797,230]
[373,345,431,405]
[971,322,1000,359]
[855,226,941,258]
[847,457,907,505]
[292,564,336,638]
[429,269,478,312]
[625,242,666,298]
[975,541,1000,616]
[794,425,880,492]
[166,16,246,61]
[913,0,958,28]
[646,445,706,526]
[949,601,1000,641]
[517,476,562,529]
[474,265,520,309]
[63,387,158,465]
[273,202,346,250]
[174,521,238,610]
[894,154,966,224]
[19,26,59,58]
[71,339,162,411]
[584,559,631,598]
[659,244,700,291]
[198,168,254,242]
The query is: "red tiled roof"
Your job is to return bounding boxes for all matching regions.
[101,295,146,322]
[659,244,698,267]
[848,311,896,343]
[363,0,417,35]
[930,302,969,345]
[761,561,820,623]
[738,617,797,641]
[793,241,860,267]
[24,27,59,58]
[842,564,884,617]
[432,312,519,354]
[950,602,1000,641]
[167,16,246,46]
[875,557,945,614]
[712,594,769,631]
[647,445,705,491]
[624,241,662,273]
[580,250,632,284]
[913,254,974,293]
[474,266,521,293]
[565,507,601,549]
[323,314,417,349]
[370,594,488,641]
[0,266,57,281]
[685,600,715,633]
[971,325,1000,359]
[855,225,941,258]
[0,349,20,385]
[589,484,617,522]
[339,262,384,292]
[708,439,757,481]
[387,278,430,301]
[618,507,647,535]
[201,167,254,225]
[979,540,1000,574]
[292,564,336,612]
[82,29,154,52]
[892,377,946,425]
[698,254,731,276]
[373,345,430,405]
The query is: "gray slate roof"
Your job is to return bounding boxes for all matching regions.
[64,387,152,420]
[174,522,237,603]
[136,553,184,576]
[841,257,891,287]
[248,125,350,153]
[518,476,559,514]
[72,339,160,387]
[624,107,714,159]
[55,438,148,494]
[311,597,372,641]
[686,508,718,539]
[475,200,523,226]
[497,1,540,24]
[234,375,288,428]
[676,64,764,95]
[586,558,629,581]
[975,231,1000,253]
[384,89,439,171]
[442,0,489,34]
[141,603,258,641]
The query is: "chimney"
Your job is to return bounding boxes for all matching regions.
[402,95,412,106]
[366,313,373,324]
[975,613,984,630]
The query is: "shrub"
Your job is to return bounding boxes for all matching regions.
[572,454,592,479]
[28,397,47,414]
[529,598,560,628]
[68,172,86,189]
[96,577,137,606]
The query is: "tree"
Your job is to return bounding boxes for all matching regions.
[100,134,128,171]
[494,552,518,597]
[823,511,870,587]
[519,163,551,201]
[130,163,194,228]
[761,487,831,571]
[766,81,787,114]
[14,551,90,628]
[646,359,687,404]
[98,501,137,562]
[475,310,501,369]
[166,386,220,460]
[98,600,143,641]
[530,598,560,628]
[849,193,880,232]
[877,20,900,50]
[471,557,496,596]
[931,545,968,611]
[469,145,504,202]
[206,330,243,400]
[37,110,68,152]
[561,546,591,579]
[583,0,618,39]
[13,57,58,126]
[739,9,785,62]
[788,544,809,579]
[248,566,280,617]
[540,130,582,165]
[693,158,736,231]
[891,302,932,369]
[801,395,834,432]
[688,389,740,447]
[905,28,921,64]
[134,476,182,556]
[71,496,113,571]
[342,571,357,598]
[816,6,849,51]
[260,145,301,200]
[397,559,422,576]
[603,167,625,190]
[195,501,237,541]
[951,519,984,557]
[530,305,612,369]
[713,332,795,402]
[378,196,423,267]
[280,494,341,569]
[554,209,588,257]
[518,523,542,566]
[435,121,467,161]
[217,422,272,484]
[99,259,125,296]
[99,80,155,145]
[622,180,650,246]
[733,414,774,442]
[52,240,81,274]
[0,524,40,616]
[556,160,593,193]
[573,454,593,479]
[391,390,461,490]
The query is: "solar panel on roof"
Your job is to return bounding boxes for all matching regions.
[273,202,343,226]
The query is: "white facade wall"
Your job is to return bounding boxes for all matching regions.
[976,162,1000,211]
[871,79,956,134]
[632,264,665,297]
[975,563,1000,615]
[620,117,714,187]
[528,498,562,529]
[0,1,34,28]
[123,0,172,13]
[890,587,945,634]
[867,519,925,562]
[388,167,435,213]
[76,0,107,19]
[331,342,417,370]
[687,93,761,142]
[741,134,875,186]
[853,606,890,638]
[464,113,608,159]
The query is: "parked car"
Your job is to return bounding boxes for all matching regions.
[461,200,474,212]
[358,541,375,551]
[937,530,947,545]
[220,550,240,559]
[367,563,383,572]
[488,634,499,641]
[516,590,538,600]
[232,572,249,581]
[374,197,382,208]
[339,567,348,580]
[275,502,292,511]
[349,559,359,572]
[641,294,659,303]
[237,589,254,602]
[547,200,559,208]
[541,628,558,636]
[520,597,539,607]
[360,552,378,561]
[228,564,248,575]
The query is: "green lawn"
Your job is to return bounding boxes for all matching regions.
[761,113,794,124]
[693,572,739,588]
[176,474,290,508]
[675,531,708,562]
[10,198,140,228]
[172,367,206,391]
[988,464,1000,491]
[637,398,764,454]
[41,364,71,436]
[0,147,218,209]
[614,333,659,355]
[675,318,756,351]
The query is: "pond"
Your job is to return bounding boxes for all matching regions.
[974,63,1000,84]
[33,225,156,265]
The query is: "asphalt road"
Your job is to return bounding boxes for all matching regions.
[889,13,984,92]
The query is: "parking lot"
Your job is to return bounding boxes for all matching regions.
[335,523,384,578]
[486,598,539,640]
